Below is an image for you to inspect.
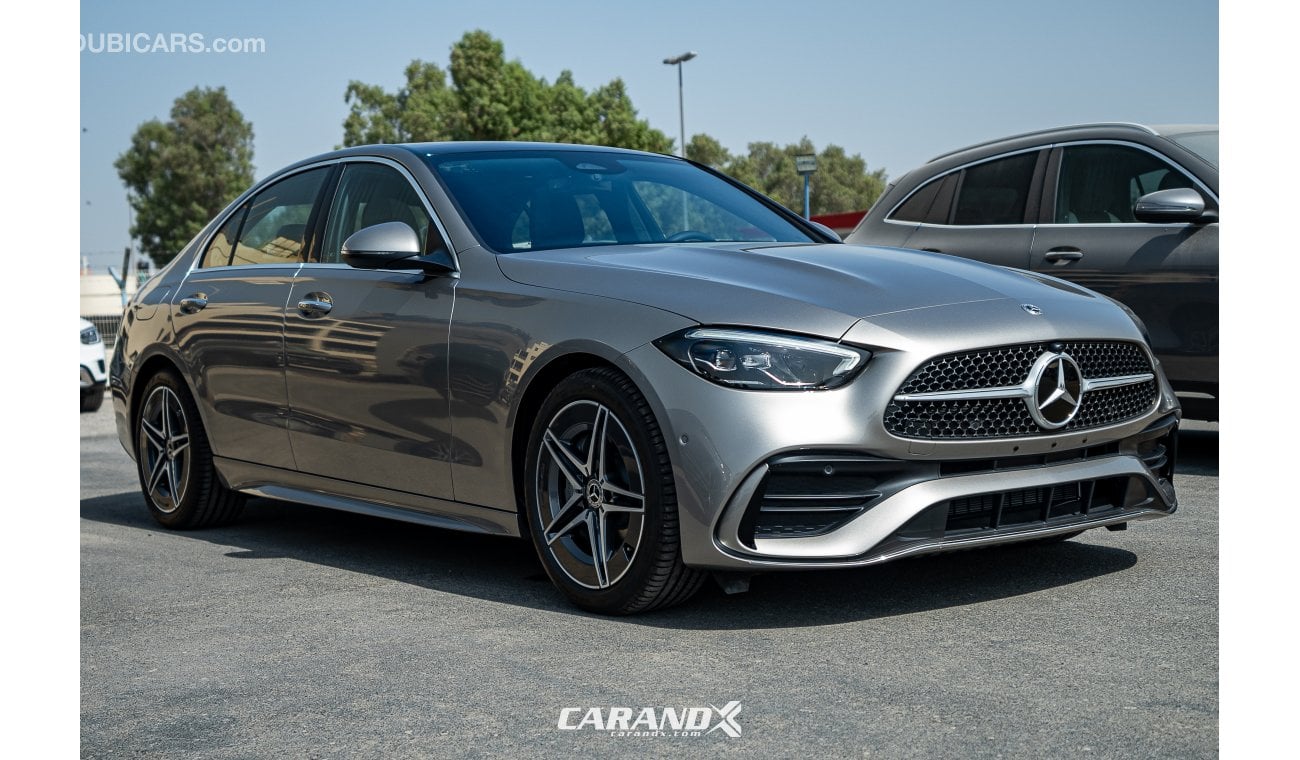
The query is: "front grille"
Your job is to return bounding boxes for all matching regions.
[1067,383,1159,429]
[888,397,1040,439]
[885,341,1157,440]
[898,343,1042,394]
[896,341,1151,395]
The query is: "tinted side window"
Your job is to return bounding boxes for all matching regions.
[1055,145,1195,224]
[890,179,941,223]
[231,168,329,266]
[320,163,438,263]
[200,206,247,268]
[952,152,1037,225]
[889,173,959,225]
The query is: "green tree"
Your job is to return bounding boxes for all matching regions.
[115,86,255,266]
[720,136,887,215]
[541,70,598,143]
[343,61,459,146]
[342,30,672,152]
[685,133,732,170]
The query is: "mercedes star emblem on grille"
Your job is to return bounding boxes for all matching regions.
[1027,352,1083,429]
[1021,304,1043,316]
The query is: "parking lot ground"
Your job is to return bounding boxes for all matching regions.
[82,401,1217,758]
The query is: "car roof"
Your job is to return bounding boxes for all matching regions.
[1148,124,1218,138]
[268,141,680,185]
[925,122,1218,164]
[293,141,669,167]
[400,141,668,157]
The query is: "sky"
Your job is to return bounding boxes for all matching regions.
[78,0,1218,262]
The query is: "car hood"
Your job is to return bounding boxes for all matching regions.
[496,242,1112,340]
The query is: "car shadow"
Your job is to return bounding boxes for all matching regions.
[83,491,1140,630]
[1176,428,1218,477]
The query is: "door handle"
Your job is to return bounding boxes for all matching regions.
[921,248,943,253]
[1044,249,1084,263]
[178,295,208,314]
[297,292,333,317]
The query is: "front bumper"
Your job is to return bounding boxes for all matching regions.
[621,326,1179,571]
[81,364,107,390]
[715,415,1176,567]
[81,345,107,387]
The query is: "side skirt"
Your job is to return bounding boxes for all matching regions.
[214,456,522,538]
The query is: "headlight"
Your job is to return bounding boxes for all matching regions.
[81,325,101,345]
[654,328,870,390]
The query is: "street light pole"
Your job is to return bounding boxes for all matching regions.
[662,51,697,158]
[677,63,685,157]
[663,51,697,230]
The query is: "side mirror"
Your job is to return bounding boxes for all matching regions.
[808,220,843,243]
[1133,188,1216,224]
[341,222,456,275]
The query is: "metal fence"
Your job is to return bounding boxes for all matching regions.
[82,314,123,348]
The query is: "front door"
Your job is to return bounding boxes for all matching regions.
[1029,143,1218,395]
[283,160,458,501]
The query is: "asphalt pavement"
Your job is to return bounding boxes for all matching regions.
[81,400,1218,758]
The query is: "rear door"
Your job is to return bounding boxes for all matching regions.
[170,166,331,471]
[898,149,1046,268]
[1029,142,1218,395]
[283,159,458,501]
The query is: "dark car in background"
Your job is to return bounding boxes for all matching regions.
[846,123,1218,420]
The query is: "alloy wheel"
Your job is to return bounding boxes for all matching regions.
[138,385,192,513]
[535,400,646,590]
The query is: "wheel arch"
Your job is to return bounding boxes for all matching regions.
[507,345,676,535]
[126,348,203,451]
[509,351,612,533]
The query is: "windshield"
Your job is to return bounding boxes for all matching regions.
[417,149,814,253]
[1165,130,1218,167]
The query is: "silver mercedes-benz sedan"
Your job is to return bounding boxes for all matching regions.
[110,142,1179,614]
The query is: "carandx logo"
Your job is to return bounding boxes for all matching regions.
[557,702,742,738]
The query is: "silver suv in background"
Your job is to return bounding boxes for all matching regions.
[846,124,1218,420]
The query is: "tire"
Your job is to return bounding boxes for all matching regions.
[134,370,244,529]
[523,367,705,614]
[80,387,104,413]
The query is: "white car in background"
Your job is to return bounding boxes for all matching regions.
[81,318,107,412]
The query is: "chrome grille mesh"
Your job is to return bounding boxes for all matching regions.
[1066,382,1159,429]
[886,341,1157,440]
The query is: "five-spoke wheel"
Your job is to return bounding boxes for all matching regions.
[138,385,192,513]
[524,368,704,613]
[134,371,244,529]
[537,399,647,590]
